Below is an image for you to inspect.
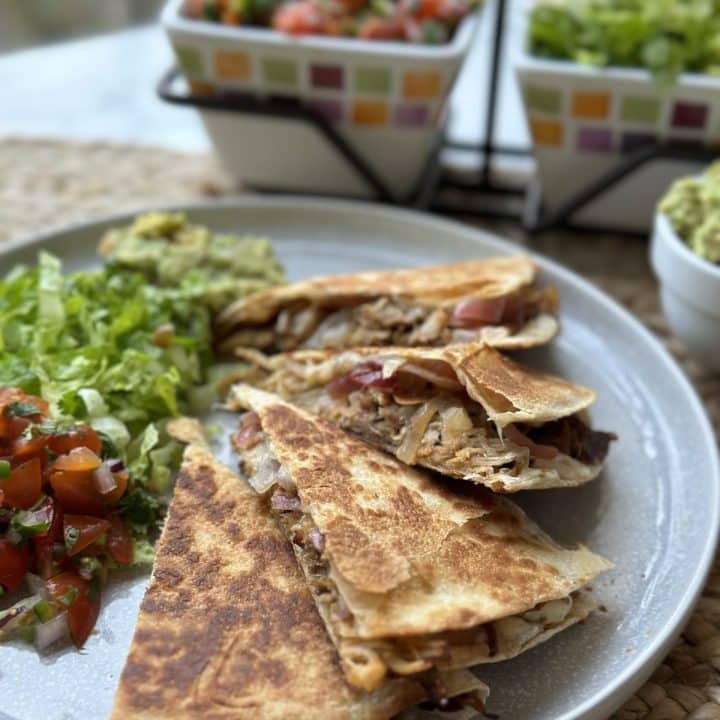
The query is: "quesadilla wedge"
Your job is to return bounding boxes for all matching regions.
[214,256,558,354]
[227,344,616,493]
[110,419,489,720]
[230,386,612,692]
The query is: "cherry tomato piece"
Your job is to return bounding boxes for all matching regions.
[107,515,133,564]
[63,515,111,557]
[0,389,48,417]
[1,457,43,509]
[49,469,106,516]
[47,426,102,456]
[53,447,102,473]
[12,434,49,465]
[103,470,128,506]
[46,570,99,647]
[273,1,325,35]
[0,538,29,592]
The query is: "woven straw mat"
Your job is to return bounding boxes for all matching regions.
[2,137,720,720]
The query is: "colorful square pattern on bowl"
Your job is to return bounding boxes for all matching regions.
[672,101,709,129]
[524,85,563,115]
[176,46,204,77]
[353,100,389,125]
[310,64,344,90]
[577,127,613,153]
[572,92,610,119]
[355,68,392,95]
[529,117,563,147]
[621,96,660,125]
[394,104,430,128]
[262,58,299,88]
[215,51,251,80]
[403,71,442,100]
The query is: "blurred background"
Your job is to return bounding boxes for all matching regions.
[1,1,164,51]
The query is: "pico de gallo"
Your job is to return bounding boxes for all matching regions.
[185,0,479,44]
[0,388,135,649]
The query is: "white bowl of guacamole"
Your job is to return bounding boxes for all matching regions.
[651,211,720,373]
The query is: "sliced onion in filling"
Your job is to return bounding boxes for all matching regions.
[397,396,448,464]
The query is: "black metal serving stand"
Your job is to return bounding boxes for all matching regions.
[158,0,719,234]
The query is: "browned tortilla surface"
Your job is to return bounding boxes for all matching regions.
[109,421,485,720]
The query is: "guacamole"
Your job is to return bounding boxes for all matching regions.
[99,212,285,312]
[659,162,720,265]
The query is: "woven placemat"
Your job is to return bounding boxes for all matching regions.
[3,137,720,720]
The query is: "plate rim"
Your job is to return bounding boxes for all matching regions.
[3,195,719,720]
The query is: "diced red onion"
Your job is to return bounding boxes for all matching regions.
[232,412,262,449]
[325,373,361,399]
[34,612,69,650]
[270,493,301,512]
[396,362,462,391]
[21,498,55,536]
[309,530,325,553]
[107,458,125,473]
[449,297,507,328]
[93,462,118,495]
[250,455,280,494]
[504,425,558,460]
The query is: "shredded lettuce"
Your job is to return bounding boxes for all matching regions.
[0,254,215,543]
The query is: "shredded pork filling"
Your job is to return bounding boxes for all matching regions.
[298,387,613,485]
[235,434,580,682]
[232,287,555,352]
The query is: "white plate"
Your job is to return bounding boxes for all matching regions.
[2,198,718,720]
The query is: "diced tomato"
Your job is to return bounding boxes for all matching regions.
[46,570,99,647]
[1,457,42,509]
[49,469,106,516]
[67,595,100,648]
[12,434,49,465]
[53,447,102,473]
[273,0,326,34]
[103,470,128,506]
[406,0,443,19]
[63,515,112,557]
[337,0,366,12]
[221,8,242,23]
[47,426,101,457]
[232,412,262,450]
[0,389,48,417]
[0,538,29,592]
[504,425,558,460]
[107,515,133,565]
[0,415,31,448]
[357,16,406,40]
[184,0,204,17]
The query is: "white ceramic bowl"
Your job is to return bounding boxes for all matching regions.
[514,3,720,232]
[160,0,480,199]
[651,212,720,371]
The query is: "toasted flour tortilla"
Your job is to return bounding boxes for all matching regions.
[110,419,488,720]
[215,256,558,354]
[227,343,615,492]
[230,387,611,691]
